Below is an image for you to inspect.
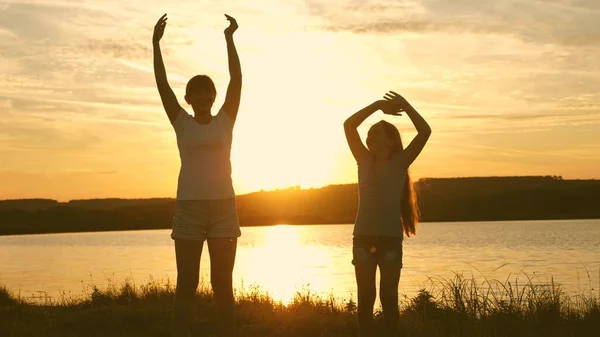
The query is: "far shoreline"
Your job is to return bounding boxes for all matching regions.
[3,177,600,237]
[1,217,598,237]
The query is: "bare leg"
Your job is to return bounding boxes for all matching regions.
[379,263,401,337]
[208,237,237,337]
[172,239,203,337]
[355,262,377,337]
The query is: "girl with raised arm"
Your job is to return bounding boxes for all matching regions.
[153,13,242,337]
[344,92,431,337]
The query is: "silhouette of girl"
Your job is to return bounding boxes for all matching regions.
[344,91,431,337]
[153,13,242,337]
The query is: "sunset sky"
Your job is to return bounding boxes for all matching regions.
[1,0,599,201]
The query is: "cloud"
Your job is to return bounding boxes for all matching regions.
[308,0,600,47]
[0,26,17,39]
[450,110,600,121]
[99,170,119,174]
[0,3,81,40]
[465,140,600,160]
[320,20,496,35]
[556,103,600,109]
[0,97,12,109]
[60,169,120,175]
[82,39,151,60]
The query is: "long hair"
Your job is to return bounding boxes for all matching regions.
[378,121,420,237]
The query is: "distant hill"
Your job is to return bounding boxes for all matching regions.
[416,176,600,221]
[0,199,60,211]
[1,176,599,235]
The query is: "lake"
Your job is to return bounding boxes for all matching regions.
[1,219,599,304]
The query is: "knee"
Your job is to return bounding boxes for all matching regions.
[379,278,400,304]
[177,274,199,295]
[211,273,232,293]
[379,291,398,308]
[357,289,376,306]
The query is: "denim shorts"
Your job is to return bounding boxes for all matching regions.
[352,235,403,268]
[171,198,241,241]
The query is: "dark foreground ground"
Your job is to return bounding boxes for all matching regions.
[1,273,599,337]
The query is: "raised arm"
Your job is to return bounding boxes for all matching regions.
[220,14,242,121]
[344,100,392,162]
[153,14,181,125]
[384,91,431,166]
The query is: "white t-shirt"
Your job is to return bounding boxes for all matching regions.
[173,108,235,200]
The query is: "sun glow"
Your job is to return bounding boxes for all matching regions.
[235,225,335,304]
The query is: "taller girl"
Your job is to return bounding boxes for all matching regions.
[153,13,242,337]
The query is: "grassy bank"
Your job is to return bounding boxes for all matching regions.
[1,274,599,337]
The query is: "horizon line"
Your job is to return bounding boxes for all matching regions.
[1,174,598,203]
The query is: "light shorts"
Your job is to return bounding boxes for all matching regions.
[171,198,241,241]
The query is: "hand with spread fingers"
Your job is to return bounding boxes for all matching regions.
[378,99,404,116]
[153,14,168,44]
[224,14,238,36]
[383,91,411,114]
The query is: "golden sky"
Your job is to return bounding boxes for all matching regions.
[1,0,599,201]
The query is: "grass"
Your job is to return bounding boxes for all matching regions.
[1,272,599,337]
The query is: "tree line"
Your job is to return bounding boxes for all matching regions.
[1,176,599,235]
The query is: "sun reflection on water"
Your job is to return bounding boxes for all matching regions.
[235,225,336,304]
